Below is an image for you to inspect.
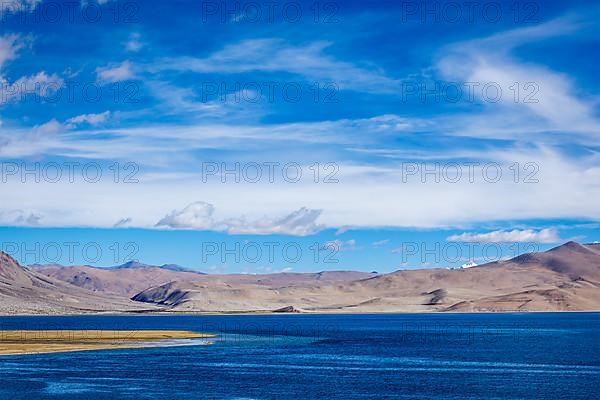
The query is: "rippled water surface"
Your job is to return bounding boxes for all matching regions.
[0,313,598,399]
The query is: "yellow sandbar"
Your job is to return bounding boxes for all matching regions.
[0,330,215,355]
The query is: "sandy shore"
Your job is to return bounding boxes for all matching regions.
[0,330,216,356]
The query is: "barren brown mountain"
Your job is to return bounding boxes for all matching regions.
[32,262,208,297]
[132,241,600,313]
[33,262,376,297]
[2,242,599,315]
[0,253,157,315]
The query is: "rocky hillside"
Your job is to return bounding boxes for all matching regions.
[2,242,599,314]
[0,252,158,315]
[33,262,207,297]
[132,242,600,313]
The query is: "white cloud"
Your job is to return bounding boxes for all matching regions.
[226,207,324,236]
[320,239,356,252]
[96,61,134,84]
[0,114,417,162]
[447,228,561,244]
[125,32,143,52]
[0,35,64,106]
[156,202,217,231]
[1,71,64,105]
[81,0,115,6]
[32,119,62,135]
[156,202,324,236]
[0,34,24,69]
[0,1,41,18]
[2,114,600,230]
[372,239,390,247]
[335,226,353,235]
[0,210,42,226]
[66,111,110,127]
[144,80,238,120]
[153,38,400,93]
[436,16,600,142]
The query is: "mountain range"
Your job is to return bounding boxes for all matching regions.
[1,242,599,315]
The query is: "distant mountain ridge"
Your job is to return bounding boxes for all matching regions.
[32,260,203,274]
[3,241,599,315]
[108,261,203,274]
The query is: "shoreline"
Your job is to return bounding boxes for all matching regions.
[0,310,598,317]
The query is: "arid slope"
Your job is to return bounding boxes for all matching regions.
[33,262,207,297]
[2,242,599,314]
[0,253,157,315]
[132,242,600,313]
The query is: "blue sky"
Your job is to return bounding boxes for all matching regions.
[0,0,598,271]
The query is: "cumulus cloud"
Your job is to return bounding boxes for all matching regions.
[0,35,64,106]
[0,210,42,226]
[156,202,324,236]
[66,111,110,127]
[1,71,64,105]
[226,207,324,236]
[446,228,561,244]
[96,61,134,84]
[156,202,217,230]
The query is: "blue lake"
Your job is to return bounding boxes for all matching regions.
[0,313,598,399]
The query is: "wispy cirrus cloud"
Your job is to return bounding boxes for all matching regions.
[320,239,356,252]
[436,16,600,142]
[372,239,390,248]
[152,38,401,93]
[2,111,600,230]
[1,6,598,236]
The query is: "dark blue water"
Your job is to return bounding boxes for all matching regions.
[0,313,598,399]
